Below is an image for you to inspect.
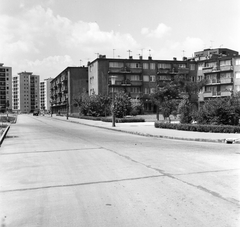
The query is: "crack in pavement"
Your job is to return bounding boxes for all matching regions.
[104,147,240,207]
[0,174,163,193]
[0,147,102,155]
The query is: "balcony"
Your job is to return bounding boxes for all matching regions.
[108,66,142,74]
[221,90,232,97]
[130,80,143,86]
[61,86,68,92]
[157,68,171,74]
[61,74,67,82]
[109,80,143,86]
[178,67,190,74]
[220,78,233,84]
[206,78,219,85]
[220,65,233,72]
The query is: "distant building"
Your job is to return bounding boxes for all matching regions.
[50,67,88,114]
[0,63,12,112]
[40,78,53,112]
[194,48,240,103]
[88,55,197,112]
[12,72,40,113]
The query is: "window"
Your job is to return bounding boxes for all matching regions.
[131,75,140,81]
[206,62,217,67]
[150,88,155,94]
[178,64,186,68]
[236,72,240,79]
[220,60,231,66]
[129,63,141,68]
[143,63,148,69]
[235,58,240,65]
[149,75,156,82]
[190,64,195,70]
[150,63,155,70]
[109,62,124,68]
[143,75,149,81]
[235,85,240,91]
[144,88,150,94]
[131,87,141,93]
[158,63,171,69]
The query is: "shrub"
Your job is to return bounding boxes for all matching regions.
[102,117,145,123]
[154,122,240,133]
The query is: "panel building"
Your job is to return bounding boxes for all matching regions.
[50,67,88,114]
[88,55,197,112]
[12,72,40,113]
[194,48,240,102]
[0,63,12,112]
[40,78,53,112]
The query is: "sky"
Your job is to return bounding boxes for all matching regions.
[1,0,240,81]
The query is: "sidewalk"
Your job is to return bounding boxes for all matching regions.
[46,114,240,144]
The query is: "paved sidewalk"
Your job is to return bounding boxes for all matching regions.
[45,114,240,144]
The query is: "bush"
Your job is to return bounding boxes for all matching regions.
[154,122,240,133]
[102,117,145,123]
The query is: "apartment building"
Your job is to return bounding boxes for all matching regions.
[12,72,40,113]
[0,63,12,112]
[194,48,240,102]
[50,67,88,114]
[88,55,197,112]
[40,78,53,112]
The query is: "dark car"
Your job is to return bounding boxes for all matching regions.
[33,110,39,116]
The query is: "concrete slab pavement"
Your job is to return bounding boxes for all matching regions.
[45,114,240,144]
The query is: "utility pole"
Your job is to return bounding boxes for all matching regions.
[127,50,132,58]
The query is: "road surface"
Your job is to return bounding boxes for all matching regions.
[0,114,239,226]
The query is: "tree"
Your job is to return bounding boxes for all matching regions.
[150,81,179,121]
[113,91,132,118]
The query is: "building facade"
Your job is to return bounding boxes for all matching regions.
[88,55,197,112]
[40,78,53,112]
[12,72,40,113]
[0,63,12,112]
[50,67,88,114]
[194,48,240,102]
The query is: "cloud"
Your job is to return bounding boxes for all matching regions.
[141,23,171,38]
[0,5,139,79]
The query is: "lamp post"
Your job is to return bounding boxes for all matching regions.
[66,94,69,120]
[110,76,117,127]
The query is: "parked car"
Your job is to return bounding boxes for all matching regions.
[33,110,39,116]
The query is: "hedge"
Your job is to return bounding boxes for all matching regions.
[102,117,145,123]
[154,122,240,133]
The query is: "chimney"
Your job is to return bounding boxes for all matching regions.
[139,55,142,60]
[173,57,177,61]
[148,56,152,60]
[129,56,133,59]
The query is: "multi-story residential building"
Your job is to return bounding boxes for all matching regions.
[50,67,88,114]
[88,55,197,112]
[0,63,12,112]
[12,72,40,113]
[194,48,239,103]
[40,78,53,112]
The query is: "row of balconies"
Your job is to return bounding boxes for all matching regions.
[202,65,233,73]
[109,80,143,86]
[199,90,232,100]
[205,78,233,85]
[108,67,190,74]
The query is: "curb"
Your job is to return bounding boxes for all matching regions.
[49,116,234,144]
[0,125,10,146]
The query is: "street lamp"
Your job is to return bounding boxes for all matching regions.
[66,94,69,120]
[110,76,117,127]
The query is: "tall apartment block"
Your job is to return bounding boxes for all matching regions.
[40,78,53,112]
[12,72,40,113]
[0,63,12,112]
[194,48,240,102]
[50,67,88,114]
[88,55,197,112]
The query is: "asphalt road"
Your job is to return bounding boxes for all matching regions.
[0,114,239,227]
